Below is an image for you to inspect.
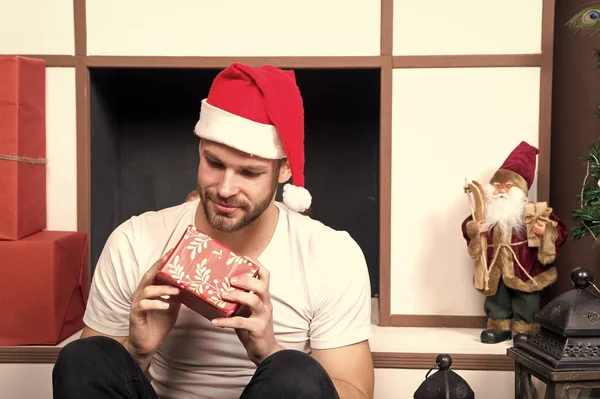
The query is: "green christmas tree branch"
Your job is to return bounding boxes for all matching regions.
[571,141,600,245]
[566,12,600,248]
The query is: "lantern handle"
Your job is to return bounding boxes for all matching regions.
[425,362,440,379]
[585,277,600,296]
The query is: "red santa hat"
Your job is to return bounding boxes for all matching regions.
[194,63,311,213]
[490,141,539,194]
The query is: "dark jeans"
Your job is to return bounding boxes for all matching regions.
[52,336,340,399]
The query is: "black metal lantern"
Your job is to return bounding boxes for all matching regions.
[517,267,600,369]
[507,267,600,398]
[413,354,475,399]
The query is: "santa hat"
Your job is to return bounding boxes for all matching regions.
[193,63,311,213]
[490,141,539,195]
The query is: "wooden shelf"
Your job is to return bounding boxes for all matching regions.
[0,330,80,364]
[372,352,513,371]
[0,327,515,371]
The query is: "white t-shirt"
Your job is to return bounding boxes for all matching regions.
[83,199,372,399]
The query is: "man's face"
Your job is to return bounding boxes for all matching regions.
[197,140,289,232]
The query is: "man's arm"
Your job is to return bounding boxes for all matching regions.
[80,325,127,345]
[312,340,374,399]
[79,326,146,369]
[80,326,155,378]
[80,248,181,377]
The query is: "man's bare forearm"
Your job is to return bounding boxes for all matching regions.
[124,338,154,380]
[331,378,371,399]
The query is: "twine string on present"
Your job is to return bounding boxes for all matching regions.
[488,241,539,287]
[523,204,558,228]
[0,154,47,164]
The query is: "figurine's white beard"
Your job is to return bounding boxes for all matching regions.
[483,183,528,235]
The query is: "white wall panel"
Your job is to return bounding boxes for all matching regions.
[46,67,77,232]
[86,0,380,56]
[0,0,74,55]
[394,0,543,55]
[390,67,541,316]
[0,364,54,399]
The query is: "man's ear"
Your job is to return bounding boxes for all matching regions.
[278,159,292,184]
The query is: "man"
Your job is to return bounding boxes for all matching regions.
[52,63,374,399]
[461,141,568,344]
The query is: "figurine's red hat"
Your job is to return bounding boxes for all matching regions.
[491,141,539,194]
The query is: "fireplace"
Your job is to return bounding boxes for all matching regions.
[89,67,381,296]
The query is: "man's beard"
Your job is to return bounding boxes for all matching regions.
[198,182,277,233]
[483,183,528,236]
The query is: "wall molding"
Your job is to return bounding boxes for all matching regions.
[0,347,514,371]
[378,55,393,327]
[83,56,386,68]
[392,54,542,68]
[536,0,556,203]
[73,0,86,56]
[372,352,514,371]
[12,53,546,70]
[390,315,487,329]
[17,55,78,67]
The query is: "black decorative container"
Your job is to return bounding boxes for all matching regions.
[517,267,600,370]
[413,354,475,399]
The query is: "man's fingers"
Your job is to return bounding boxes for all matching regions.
[245,256,270,288]
[136,298,173,313]
[230,275,271,308]
[256,265,270,290]
[141,285,180,301]
[139,249,174,288]
[211,316,259,331]
[230,276,263,294]
[221,290,264,315]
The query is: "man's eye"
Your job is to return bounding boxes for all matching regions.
[208,160,224,169]
[242,170,260,178]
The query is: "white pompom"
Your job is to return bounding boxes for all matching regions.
[282,184,312,213]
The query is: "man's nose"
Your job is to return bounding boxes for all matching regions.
[217,170,238,198]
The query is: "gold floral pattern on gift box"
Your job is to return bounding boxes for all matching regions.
[162,226,259,312]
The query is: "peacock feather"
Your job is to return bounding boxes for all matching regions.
[566,5,600,37]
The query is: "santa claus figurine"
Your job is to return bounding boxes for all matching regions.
[461,141,568,344]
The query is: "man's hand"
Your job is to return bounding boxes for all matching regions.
[533,221,546,236]
[127,250,182,370]
[211,259,282,366]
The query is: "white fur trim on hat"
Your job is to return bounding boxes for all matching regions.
[282,184,312,213]
[194,99,286,159]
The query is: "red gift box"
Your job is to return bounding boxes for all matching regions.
[0,56,47,240]
[0,231,89,345]
[156,225,259,320]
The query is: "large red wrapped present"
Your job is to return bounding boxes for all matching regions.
[0,231,89,345]
[0,56,46,240]
[156,225,259,320]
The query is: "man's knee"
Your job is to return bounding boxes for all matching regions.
[243,349,339,399]
[264,349,323,371]
[54,336,125,375]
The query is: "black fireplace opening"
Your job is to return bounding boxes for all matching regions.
[90,66,381,297]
